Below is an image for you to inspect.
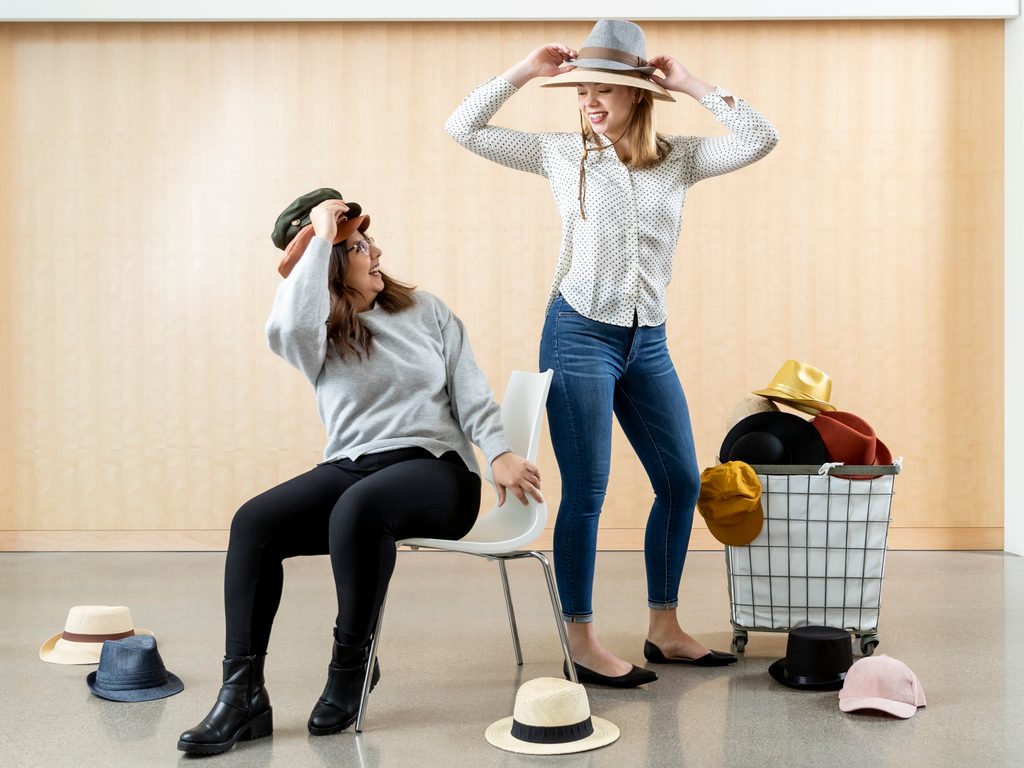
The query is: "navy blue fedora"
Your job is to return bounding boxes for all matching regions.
[86,635,183,702]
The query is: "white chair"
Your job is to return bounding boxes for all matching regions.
[354,368,577,732]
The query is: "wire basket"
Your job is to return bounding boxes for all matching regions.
[724,461,901,656]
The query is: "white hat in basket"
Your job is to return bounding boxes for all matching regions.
[39,605,152,665]
[485,677,620,754]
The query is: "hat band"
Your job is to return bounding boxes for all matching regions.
[577,46,649,69]
[511,716,595,744]
[95,668,170,691]
[785,668,848,686]
[61,629,135,644]
[762,382,828,403]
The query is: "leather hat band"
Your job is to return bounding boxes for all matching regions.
[61,629,136,643]
[577,46,649,69]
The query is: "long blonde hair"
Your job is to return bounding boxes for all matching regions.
[578,87,668,218]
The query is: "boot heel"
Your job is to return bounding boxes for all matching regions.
[241,708,274,742]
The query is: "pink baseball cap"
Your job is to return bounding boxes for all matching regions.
[839,655,926,719]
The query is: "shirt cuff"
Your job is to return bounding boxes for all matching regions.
[700,86,735,107]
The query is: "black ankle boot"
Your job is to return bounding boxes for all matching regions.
[177,654,273,755]
[307,633,381,735]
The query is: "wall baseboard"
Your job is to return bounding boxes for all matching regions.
[0,527,1003,552]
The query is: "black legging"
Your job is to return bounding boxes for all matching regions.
[223,447,481,655]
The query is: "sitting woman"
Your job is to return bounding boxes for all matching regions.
[178,197,542,755]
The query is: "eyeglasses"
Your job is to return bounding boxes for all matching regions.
[345,236,375,256]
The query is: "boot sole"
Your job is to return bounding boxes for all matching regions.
[177,708,274,754]
[307,662,380,736]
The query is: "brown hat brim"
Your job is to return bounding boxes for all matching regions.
[540,70,675,102]
[277,215,371,278]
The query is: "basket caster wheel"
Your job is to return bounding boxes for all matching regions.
[859,638,878,656]
[731,634,747,654]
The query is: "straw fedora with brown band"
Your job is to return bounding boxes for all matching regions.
[40,605,152,665]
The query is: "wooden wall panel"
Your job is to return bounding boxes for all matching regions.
[0,20,1004,549]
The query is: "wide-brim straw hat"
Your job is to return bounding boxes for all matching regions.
[40,605,152,665]
[485,677,620,755]
[540,19,675,102]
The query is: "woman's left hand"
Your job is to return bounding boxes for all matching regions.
[491,452,544,506]
[648,55,692,93]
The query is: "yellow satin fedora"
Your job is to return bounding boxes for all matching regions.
[752,360,837,415]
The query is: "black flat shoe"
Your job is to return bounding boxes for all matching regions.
[643,639,738,667]
[563,660,658,688]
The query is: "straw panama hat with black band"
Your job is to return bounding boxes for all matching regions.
[485,677,620,755]
[40,605,152,665]
[540,19,675,102]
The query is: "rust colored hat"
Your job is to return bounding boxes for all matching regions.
[812,411,893,480]
[697,461,764,546]
[752,360,838,415]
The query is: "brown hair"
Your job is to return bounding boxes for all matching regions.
[326,235,417,361]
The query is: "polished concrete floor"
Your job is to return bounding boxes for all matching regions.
[1,550,1021,767]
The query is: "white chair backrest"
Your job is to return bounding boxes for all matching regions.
[500,369,553,464]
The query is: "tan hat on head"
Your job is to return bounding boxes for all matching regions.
[40,605,152,665]
[485,677,619,755]
[697,461,764,546]
[752,359,838,415]
[540,19,675,102]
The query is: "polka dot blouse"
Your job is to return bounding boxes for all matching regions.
[445,76,779,328]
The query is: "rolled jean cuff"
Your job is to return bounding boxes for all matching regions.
[648,601,679,611]
[563,612,594,624]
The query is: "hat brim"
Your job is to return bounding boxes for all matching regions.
[86,670,184,702]
[485,715,620,755]
[720,412,830,466]
[277,215,371,278]
[39,629,154,665]
[839,695,917,719]
[829,438,894,480]
[752,390,836,415]
[704,501,765,546]
[540,70,675,102]
[768,659,846,692]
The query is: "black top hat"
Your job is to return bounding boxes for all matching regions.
[768,626,854,691]
[86,635,184,702]
[719,411,829,466]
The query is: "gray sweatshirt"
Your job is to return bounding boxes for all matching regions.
[265,236,510,475]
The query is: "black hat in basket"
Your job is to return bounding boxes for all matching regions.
[769,626,854,691]
[719,411,829,466]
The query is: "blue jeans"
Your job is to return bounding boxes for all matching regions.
[539,295,700,622]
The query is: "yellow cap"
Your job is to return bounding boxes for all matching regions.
[697,462,764,546]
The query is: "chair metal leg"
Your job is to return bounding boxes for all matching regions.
[497,558,524,666]
[355,592,388,733]
[525,550,577,684]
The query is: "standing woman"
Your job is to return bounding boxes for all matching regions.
[445,19,778,686]
[177,195,542,755]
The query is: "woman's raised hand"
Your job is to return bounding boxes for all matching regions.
[491,451,544,506]
[309,199,351,243]
[647,55,692,92]
[502,44,577,88]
